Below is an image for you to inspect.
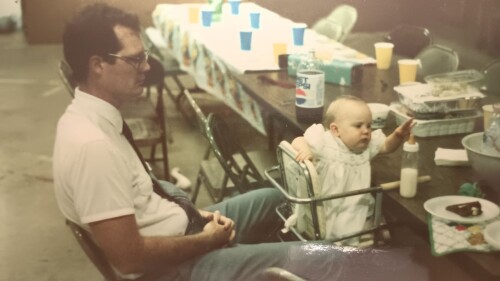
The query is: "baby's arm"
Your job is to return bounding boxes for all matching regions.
[291,137,313,161]
[379,118,414,154]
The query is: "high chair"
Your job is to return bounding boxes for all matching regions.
[265,141,385,244]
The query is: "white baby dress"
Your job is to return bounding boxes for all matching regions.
[304,124,386,244]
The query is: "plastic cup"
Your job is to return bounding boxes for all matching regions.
[228,0,241,15]
[374,42,394,70]
[292,23,307,46]
[188,6,200,24]
[398,59,419,84]
[240,30,252,51]
[250,11,261,29]
[483,104,494,130]
[201,8,213,27]
[273,43,287,65]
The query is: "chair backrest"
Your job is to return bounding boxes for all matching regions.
[326,4,358,42]
[183,89,210,137]
[276,141,325,240]
[206,113,266,194]
[260,267,308,281]
[416,44,460,78]
[481,59,500,95]
[58,60,77,97]
[312,18,344,42]
[65,220,120,281]
[385,24,432,58]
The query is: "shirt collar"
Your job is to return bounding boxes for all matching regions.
[73,87,124,134]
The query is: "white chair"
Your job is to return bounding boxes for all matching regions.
[312,4,357,42]
[312,18,344,42]
[265,141,384,244]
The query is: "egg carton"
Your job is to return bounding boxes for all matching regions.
[390,104,482,137]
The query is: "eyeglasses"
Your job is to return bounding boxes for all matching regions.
[107,50,150,70]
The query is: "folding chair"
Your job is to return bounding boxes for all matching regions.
[57,57,170,180]
[265,141,384,244]
[260,267,308,281]
[416,44,459,78]
[385,24,432,58]
[184,89,277,203]
[312,18,344,42]
[65,220,156,281]
[326,4,358,42]
[481,59,500,95]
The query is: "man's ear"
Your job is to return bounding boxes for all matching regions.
[329,122,340,136]
[88,55,104,76]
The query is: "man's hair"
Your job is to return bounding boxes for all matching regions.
[323,95,365,128]
[62,3,140,83]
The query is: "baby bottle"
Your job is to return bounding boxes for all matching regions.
[400,134,419,198]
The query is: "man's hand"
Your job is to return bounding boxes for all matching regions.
[200,210,235,248]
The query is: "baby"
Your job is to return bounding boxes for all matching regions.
[292,95,413,244]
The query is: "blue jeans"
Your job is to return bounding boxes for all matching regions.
[153,185,429,281]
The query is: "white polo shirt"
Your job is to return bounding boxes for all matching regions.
[53,89,188,237]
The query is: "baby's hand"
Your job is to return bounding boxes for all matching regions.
[394,118,415,139]
[295,148,313,162]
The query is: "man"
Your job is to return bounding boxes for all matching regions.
[53,3,430,281]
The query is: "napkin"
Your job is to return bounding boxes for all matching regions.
[434,148,469,166]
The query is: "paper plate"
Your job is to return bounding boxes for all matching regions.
[423,195,500,224]
[485,221,500,250]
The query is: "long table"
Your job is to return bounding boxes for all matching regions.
[235,65,500,281]
[152,2,375,135]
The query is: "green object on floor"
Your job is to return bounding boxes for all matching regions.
[458,182,485,198]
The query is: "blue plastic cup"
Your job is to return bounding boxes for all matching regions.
[201,9,213,27]
[250,12,260,29]
[228,0,241,15]
[292,23,307,46]
[240,30,252,51]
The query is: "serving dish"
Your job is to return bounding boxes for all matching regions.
[423,195,500,224]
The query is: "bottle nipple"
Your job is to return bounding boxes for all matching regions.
[407,134,415,145]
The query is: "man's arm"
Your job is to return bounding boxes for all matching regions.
[89,211,234,275]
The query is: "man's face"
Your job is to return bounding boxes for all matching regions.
[101,25,149,105]
[330,101,372,154]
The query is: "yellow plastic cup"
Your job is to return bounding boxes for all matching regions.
[398,59,419,84]
[374,42,394,70]
[188,6,200,24]
[273,43,287,65]
[483,104,494,130]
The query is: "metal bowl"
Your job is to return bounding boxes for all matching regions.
[462,132,500,192]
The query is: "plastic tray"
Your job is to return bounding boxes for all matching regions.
[424,69,484,97]
[390,104,482,137]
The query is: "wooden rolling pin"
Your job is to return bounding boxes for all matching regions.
[380,175,431,191]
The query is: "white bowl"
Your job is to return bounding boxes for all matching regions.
[368,103,390,129]
[462,132,500,193]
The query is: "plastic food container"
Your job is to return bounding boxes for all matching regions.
[424,69,484,97]
[390,103,481,137]
[394,82,485,119]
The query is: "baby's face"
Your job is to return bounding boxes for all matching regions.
[330,102,372,153]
